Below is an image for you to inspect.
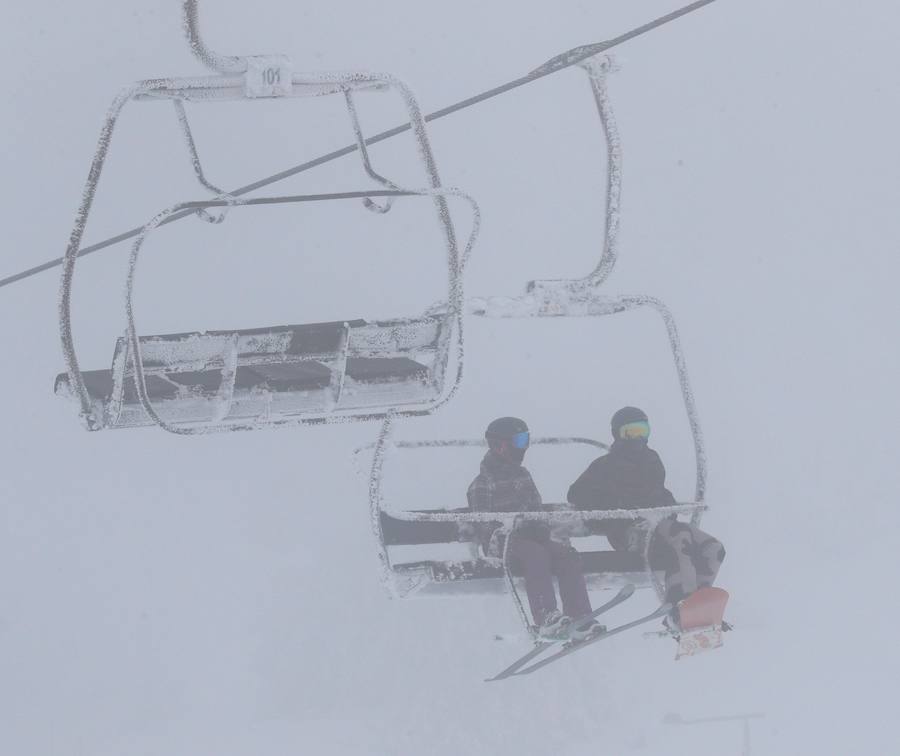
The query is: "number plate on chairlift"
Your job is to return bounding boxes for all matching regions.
[245,56,293,98]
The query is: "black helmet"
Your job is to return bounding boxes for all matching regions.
[611,406,648,439]
[485,416,529,442]
[485,417,530,460]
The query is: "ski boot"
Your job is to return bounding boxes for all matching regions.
[537,610,572,640]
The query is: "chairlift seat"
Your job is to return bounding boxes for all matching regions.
[346,357,429,383]
[55,316,450,430]
[380,509,653,597]
[238,363,332,391]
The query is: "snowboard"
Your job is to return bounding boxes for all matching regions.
[674,586,729,660]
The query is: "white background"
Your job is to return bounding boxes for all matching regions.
[1,1,898,754]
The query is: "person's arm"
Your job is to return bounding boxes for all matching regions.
[649,449,677,505]
[522,469,543,512]
[467,474,493,512]
[568,459,618,537]
[514,468,556,542]
[567,459,607,508]
[466,474,499,554]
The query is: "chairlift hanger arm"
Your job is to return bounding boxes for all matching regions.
[0,0,723,291]
[182,0,247,74]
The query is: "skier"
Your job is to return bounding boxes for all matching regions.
[567,407,726,610]
[467,417,602,640]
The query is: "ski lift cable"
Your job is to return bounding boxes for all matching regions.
[0,0,721,292]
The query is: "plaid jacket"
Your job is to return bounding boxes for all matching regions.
[467,451,547,549]
[467,451,542,512]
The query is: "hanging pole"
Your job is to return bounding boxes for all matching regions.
[181,0,247,74]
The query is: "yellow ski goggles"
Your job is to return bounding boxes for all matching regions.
[619,420,650,440]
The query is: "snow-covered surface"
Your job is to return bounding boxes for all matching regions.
[2,1,899,754]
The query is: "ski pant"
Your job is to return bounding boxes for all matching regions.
[507,533,592,626]
[651,518,725,604]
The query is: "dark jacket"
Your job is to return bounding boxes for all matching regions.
[568,439,676,510]
[467,450,548,548]
[567,439,676,548]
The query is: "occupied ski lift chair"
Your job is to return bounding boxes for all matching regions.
[367,435,706,603]
[364,56,709,632]
[466,54,709,530]
[55,0,480,434]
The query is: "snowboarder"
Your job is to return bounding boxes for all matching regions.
[467,417,601,640]
[567,407,726,609]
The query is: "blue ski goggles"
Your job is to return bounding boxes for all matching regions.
[510,431,531,449]
[619,420,650,440]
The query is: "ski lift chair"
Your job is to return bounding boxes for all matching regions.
[466,55,709,590]
[366,436,707,600]
[55,0,480,434]
[472,53,708,505]
[362,56,709,633]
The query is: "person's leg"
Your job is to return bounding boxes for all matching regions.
[688,526,726,588]
[652,518,700,603]
[547,540,592,619]
[508,534,558,625]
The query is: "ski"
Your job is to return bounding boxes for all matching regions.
[485,583,635,682]
[511,602,673,677]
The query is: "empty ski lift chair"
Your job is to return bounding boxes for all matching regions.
[364,56,708,627]
[55,0,480,434]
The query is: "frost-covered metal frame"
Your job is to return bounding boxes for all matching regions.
[55,311,471,432]
[467,54,707,517]
[469,292,707,519]
[58,1,480,433]
[361,55,709,618]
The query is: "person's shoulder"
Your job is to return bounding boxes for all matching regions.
[469,468,491,482]
[468,469,492,490]
[518,465,542,486]
[588,454,611,469]
[646,446,665,463]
